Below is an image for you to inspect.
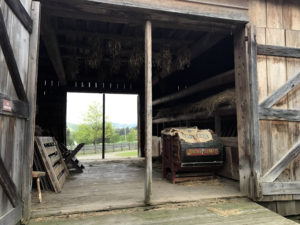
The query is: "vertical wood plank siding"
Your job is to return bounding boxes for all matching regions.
[249,0,300,203]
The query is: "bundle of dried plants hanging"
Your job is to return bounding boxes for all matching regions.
[110,57,121,74]
[87,37,103,69]
[107,40,121,58]
[127,47,144,80]
[65,57,79,81]
[154,48,172,74]
[175,48,191,71]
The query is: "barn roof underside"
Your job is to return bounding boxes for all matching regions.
[38,0,248,96]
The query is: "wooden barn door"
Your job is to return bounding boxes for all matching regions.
[0,1,40,224]
[247,24,300,198]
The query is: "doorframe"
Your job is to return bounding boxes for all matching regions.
[234,24,261,200]
[22,2,41,223]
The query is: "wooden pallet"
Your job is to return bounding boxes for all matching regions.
[35,137,69,193]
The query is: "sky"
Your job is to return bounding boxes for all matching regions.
[67,92,138,125]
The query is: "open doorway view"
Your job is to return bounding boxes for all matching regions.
[66,92,138,160]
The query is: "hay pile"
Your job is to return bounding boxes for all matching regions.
[186,89,235,115]
[154,89,236,119]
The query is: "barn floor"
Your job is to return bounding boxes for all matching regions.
[31,158,243,218]
[29,198,297,225]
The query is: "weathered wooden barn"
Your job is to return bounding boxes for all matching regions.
[0,0,300,224]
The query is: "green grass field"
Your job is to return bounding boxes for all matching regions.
[115,150,137,157]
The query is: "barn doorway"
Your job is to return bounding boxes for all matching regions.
[30,0,249,218]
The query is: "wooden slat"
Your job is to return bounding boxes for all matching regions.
[4,0,33,33]
[259,107,300,122]
[261,182,300,195]
[266,27,290,186]
[0,157,20,207]
[260,72,300,108]
[50,154,60,166]
[0,10,28,102]
[45,146,58,156]
[53,139,69,177]
[54,164,64,177]
[261,141,300,182]
[257,44,300,58]
[0,205,22,225]
[58,171,66,188]
[152,69,234,106]
[0,93,29,119]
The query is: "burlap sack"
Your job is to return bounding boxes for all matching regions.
[161,127,213,144]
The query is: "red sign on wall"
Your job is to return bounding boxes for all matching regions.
[3,99,12,112]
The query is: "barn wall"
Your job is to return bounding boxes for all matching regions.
[0,0,31,221]
[249,0,300,211]
[36,89,66,144]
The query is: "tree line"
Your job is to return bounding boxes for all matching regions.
[67,101,137,147]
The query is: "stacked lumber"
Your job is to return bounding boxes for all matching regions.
[33,137,69,192]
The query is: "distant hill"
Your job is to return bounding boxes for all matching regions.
[111,123,137,129]
[67,122,137,131]
[67,122,79,131]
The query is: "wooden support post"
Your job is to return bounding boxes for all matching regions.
[214,115,221,136]
[234,28,252,197]
[102,93,105,159]
[144,20,152,205]
[138,95,141,157]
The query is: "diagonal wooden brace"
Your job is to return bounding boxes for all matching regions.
[0,157,21,207]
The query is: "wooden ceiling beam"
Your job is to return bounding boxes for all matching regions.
[41,15,67,85]
[153,69,235,106]
[42,3,235,33]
